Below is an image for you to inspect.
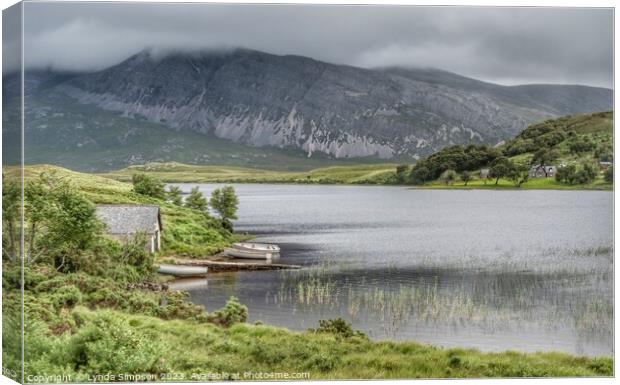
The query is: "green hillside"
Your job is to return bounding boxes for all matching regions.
[406,111,613,189]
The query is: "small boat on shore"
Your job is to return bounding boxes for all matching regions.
[157,264,208,277]
[233,242,281,253]
[224,248,278,259]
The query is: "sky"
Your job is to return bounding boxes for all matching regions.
[4,3,614,88]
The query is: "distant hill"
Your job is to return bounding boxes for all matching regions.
[3,48,612,171]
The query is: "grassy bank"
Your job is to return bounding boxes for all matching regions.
[5,283,613,381]
[417,176,612,190]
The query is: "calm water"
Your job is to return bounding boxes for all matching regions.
[173,184,613,357]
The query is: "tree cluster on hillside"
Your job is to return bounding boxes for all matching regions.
[555,161,599,185]
[408,144,501,184]
[401,112,612,187]
[131,173,239,231]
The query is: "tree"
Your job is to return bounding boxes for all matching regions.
[184,187,208,212]
[460,171,473,186]
[409,166,430,185]
[531,148,559,177]
[132,173,165,200]
[507,164,529,187]
[439,169,458,185]
[555,164,578,185]
[210,186,239,231]
[577,161,598,185]
[24,172,103,270]
[568,136,596,154]
[166,186,183,206]
[395,165,409,184]
[604,165,613,183]
[489,157,514,185]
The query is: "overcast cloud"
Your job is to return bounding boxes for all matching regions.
[7,3,614,88]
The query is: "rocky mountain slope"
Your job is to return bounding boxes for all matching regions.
[4,48,613,170]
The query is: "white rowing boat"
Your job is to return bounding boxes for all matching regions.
[224,247,278,259]
[157,264,208,277]
[233,242,281,253]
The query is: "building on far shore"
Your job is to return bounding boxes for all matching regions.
[95,204,162,253]
[528,165,557,178]
[480,168,490,179]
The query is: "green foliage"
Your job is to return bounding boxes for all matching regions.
[409,144,501,184]
[63,309,169,375]
[556,162,598,185]
[23,172,104,272]
[309,318,367,339]
[2,175,20,261]
[555,164,579,185]
[595,144,613,162]
[439,169,458,185]
[206,297,248,327]
[210,186,239,231]
[489,157,515,185]
[166,185,183,206]
[395,165,409,183]
[409,165,431,185]
[17,306,612,380]
[507,164,530,187]
[131,173,166,200]
[460,171,473,186]
[184,186,208,212]
[604,165,613,183]
[568,136,596,154]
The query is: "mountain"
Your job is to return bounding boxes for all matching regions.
[4,48,613,171]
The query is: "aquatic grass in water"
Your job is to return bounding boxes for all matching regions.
[268,246,612,343]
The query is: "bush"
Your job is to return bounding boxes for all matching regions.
[309,317,366,339]
[206,297,248,327]
[132,173,166,200]
[64,310,170,374]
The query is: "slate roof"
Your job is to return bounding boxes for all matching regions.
[96,205,162,235]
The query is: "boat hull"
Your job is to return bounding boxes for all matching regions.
[224,247,278,259]
[158,264,208,277]
[233,242,281,253]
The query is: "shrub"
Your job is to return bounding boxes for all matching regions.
[64,310,169,374]
[309,317,366,339]
[184,187,208,212]
[131,173,166,200]
[206,297,248,327]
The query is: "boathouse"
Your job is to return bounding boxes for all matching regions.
[96,204,162,253]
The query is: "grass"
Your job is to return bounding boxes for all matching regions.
[418,176,612,190]
[3,164,233,257]
[16,306,614,381]
[102,162,399,185]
